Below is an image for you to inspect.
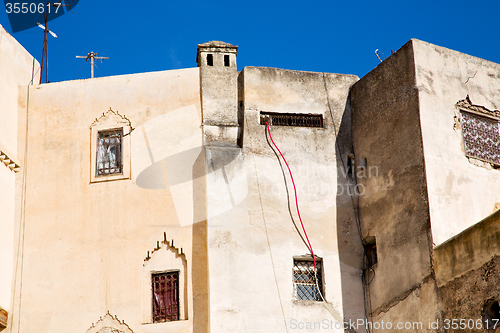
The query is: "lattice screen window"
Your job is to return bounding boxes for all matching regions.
[152,271,180,322]
[460,110,500,165]
[96,129,122,176]
[293,259,323,301]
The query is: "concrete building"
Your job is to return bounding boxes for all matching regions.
[2,23,500,333]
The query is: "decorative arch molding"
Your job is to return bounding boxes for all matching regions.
[142,232,188,323]
[144,232,184,263]
[91,108,132,129]
[85,311,134,333]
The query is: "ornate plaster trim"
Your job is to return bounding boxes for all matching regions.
[144,232,185,263]
[91,108,132,129]
[456,96,500,119]
[85,311,134,333]
[0,149,20,173]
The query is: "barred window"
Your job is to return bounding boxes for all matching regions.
[460,110,500,165]
[96,129,122,176]
[293,258,323,301]
[152,271,179,322]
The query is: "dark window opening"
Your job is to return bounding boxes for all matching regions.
[293,258,323,301]
[461,110,500,166]
[153,271,179,323]
[96,129,122,176]
[224,54,230,67]
[260,112,323,128]
[364,236,377,268]
[207,54,213,66]
[347,155,355,178]
[483,299,500,330]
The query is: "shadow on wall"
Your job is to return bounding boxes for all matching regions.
[192,150,209,333]
[335,94,368,333]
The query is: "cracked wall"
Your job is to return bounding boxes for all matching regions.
[435,210,500,332]
[413,39,500,246]
[351,40,440,332]
[206,66,359,333]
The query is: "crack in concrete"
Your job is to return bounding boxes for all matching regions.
[464,70,477,85]
[371,274,434,317]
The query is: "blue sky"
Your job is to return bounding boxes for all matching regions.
[1,0,499,83]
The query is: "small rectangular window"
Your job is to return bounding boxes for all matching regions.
[460,110,500,165]
[224,54,230,67]
[96,129,122,176]
[152,271,179,322]
[207,54,213,66]
[293,258,323,301]
[364,236,377,267]
[347,155,355,178]
[260,112,323,128]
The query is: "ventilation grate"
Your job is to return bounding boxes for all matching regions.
[260,112,323,128]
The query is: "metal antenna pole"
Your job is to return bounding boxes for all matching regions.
[91,54,94,79]
[76,52,109,78]
[39,7,48,84]
[37,1,60,84]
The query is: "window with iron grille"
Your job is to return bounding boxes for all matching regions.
[152,271,179,322]
[260,112,323,128]
[96,129,122,176]
[293,258,323,301]
[460,110,500,166]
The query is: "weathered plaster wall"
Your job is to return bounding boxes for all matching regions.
[435,210,500,332]
[0,24,39,318]
[434,209,500,287]
[198,42,239,146]
[438,255,500,333]
[351,40,439,331]
[12,68,208,333]
[206,66,360,332]
[413,39,500,246]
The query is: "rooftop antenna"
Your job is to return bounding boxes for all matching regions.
[37,1,67,84]
[75,52,109,78]
[375,49,385,63]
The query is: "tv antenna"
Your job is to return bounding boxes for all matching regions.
[375,49,385,63]
[76,52,109,78]
[37,1,68,84]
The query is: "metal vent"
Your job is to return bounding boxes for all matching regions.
[260,112,323,128]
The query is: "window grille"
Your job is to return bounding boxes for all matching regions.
[460,111,500,165]
[96,129,122,176]
[152,271,179,322]
[293,259,323,301]
[261,112,323,128]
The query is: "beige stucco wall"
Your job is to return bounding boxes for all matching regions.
[0,24,39,316]
[413,39,500,246]
[11,67,208,333]
[351,40,439,332]
[206,66,361,332]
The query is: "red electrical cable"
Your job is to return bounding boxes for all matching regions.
[265,122,317,271]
